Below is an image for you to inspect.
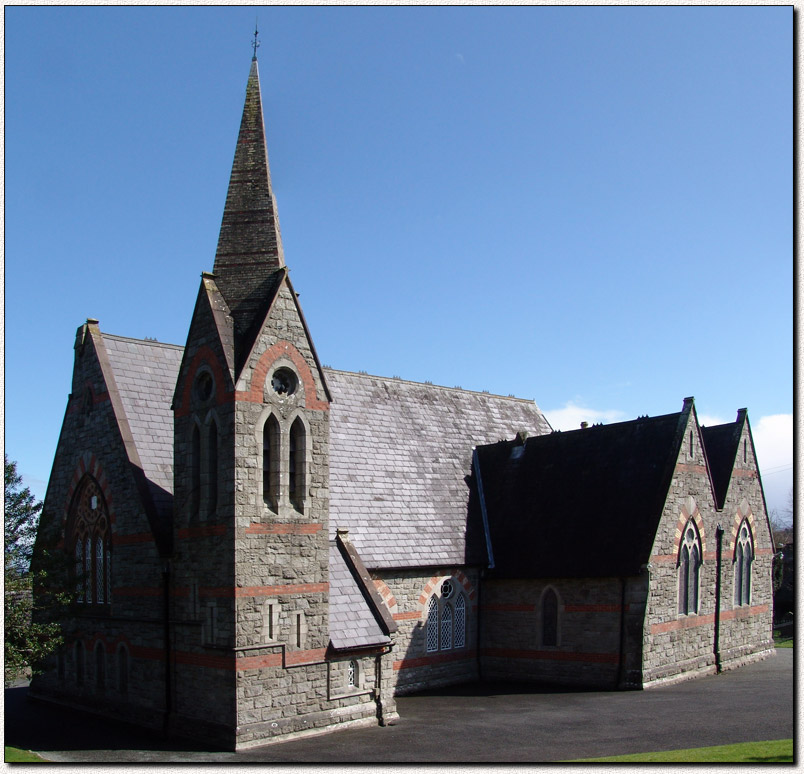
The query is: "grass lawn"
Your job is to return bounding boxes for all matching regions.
[572,738,793,763]
[5,746,48,763]
[773,630,794,648]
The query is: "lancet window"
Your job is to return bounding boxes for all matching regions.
[426,580,467,653]
[70,476,111,607]
[678,521,701,615]
[734,520,753,606]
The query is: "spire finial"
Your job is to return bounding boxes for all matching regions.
[252,20,260,60]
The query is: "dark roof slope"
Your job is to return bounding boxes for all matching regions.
[328,541,391,650]
[473,411,687,578]
[325,369,552,570]
[101,333,184,525]
[701,415,743,509]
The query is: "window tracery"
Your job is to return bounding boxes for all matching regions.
[425,580,468,653]
[734,520,753,606]
[678,521,701,615]
[70,476,110,606]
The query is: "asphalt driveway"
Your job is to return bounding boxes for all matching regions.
[5,649,793,763]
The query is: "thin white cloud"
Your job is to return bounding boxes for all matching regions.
[543,402,626,431]
[752,414,793,521]
[697,413,728,428]
[455,53,465,65]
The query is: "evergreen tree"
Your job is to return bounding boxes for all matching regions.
[4,456,71,684]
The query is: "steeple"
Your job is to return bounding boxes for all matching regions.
[212,55,285,365]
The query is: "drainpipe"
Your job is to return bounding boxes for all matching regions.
[162,559,172,735]
[714,525,724,673]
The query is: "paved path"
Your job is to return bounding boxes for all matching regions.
[4,650,793,763]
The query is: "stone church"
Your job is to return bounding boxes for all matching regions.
[31,55,775,750]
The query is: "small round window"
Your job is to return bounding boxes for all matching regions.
[271,368,298,396]
[440,579,454,599]
[194,371,214,402]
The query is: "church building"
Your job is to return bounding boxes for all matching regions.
[31,54,775,750]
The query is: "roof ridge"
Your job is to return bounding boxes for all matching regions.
[322,366,539,404]
[100,332,184,351]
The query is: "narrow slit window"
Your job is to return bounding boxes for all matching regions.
[207,419,218,513]
[542,588,558,646]
[263,415,280,510]
[191,423,201,516]
[289,418,306,512]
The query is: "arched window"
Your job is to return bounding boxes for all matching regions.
[69,476,111,606]
[348,659,357,688]
[454,594,466,648]
[95,642,106,690]
[190,423,201,517]
[75,641,84,685]
[426,597,439,652]
[542,588,558,646]
[289,417,306,512]
[262,415,280,511]
[440,602,453,650]
[734,521,753,606]
[75,539,85,604]
[678,521,701,615]
[117,646,129,695]
[207,418,218,513]
[95,536,105,605]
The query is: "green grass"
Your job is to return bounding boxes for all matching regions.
[572,738,793,763]
[5,746,48,763]
[774,630,794,648]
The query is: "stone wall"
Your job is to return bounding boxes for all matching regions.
[480,576,647,689]
[30,323,167,726]
[642,413,774,687]
[373,567,480,695]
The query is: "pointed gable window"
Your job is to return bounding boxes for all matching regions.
[542,587,559,646]
[207,417,219,514]
[678,521,701,615]
[454,594,466,648]
[262,415,280,511]
[69,476,111,607]
[289,417,306,512]
[426,597,439,652]
[190,423,201,518]
[734,521,753,606]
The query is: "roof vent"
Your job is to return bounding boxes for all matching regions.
[580,422,589,429]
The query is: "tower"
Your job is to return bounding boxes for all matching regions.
[170,53,333,748]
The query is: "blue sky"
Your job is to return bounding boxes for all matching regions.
[5,6,793,519]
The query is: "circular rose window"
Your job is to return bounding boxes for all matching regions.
[194,371,214,402]
[271,368,298,396]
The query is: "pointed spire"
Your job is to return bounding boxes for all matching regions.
[213,57,285,361]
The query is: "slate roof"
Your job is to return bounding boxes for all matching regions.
[471,410,687,578]
[701,415,744,509]
[328,541,391,650]
[97,334,552,571]
[325,369,552,569]
[101,333,184,521]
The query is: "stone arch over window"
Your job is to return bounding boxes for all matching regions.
[672,497,707,558]
[68,475,111,607]
[734,519,754,606]
[423,574,472,653]
[288,415,307,513]
[678,519,702,615]
[540,586,561,647]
